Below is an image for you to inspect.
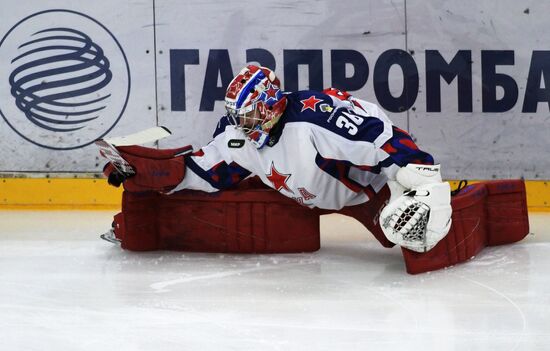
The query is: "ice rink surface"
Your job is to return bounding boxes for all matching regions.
[1,210,549,351]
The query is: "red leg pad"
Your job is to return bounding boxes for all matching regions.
[111,178,529,274]
[402,180,530,274]
[114,192,161,251]
[485,180,530,245]
[113,181,321,253]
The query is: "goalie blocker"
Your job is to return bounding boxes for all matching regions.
[102,145,192,192]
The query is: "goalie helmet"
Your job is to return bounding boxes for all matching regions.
[225,65,287,148]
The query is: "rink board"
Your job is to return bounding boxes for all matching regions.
[0,178,548,211]
[0,1,549,184]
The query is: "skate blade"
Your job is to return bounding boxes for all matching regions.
[100,229,121,244]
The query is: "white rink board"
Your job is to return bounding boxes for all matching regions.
[0,0,549,179]
[0,0,156,172]
[407,1,550,179]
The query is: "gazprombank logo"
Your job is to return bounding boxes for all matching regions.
[0,9,130,150]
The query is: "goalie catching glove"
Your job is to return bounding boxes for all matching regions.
[380,164,452,253]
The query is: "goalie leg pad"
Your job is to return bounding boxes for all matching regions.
[401,180,530,274]
[111,179,321,253]
[114,191,160,251]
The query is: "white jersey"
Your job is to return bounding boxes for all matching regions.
[172,90,434,210]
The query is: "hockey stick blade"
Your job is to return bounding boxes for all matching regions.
[104,126,172,146]
[95,139,136,176]
[96,126,175,176]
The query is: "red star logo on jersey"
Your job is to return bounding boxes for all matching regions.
[300,96,322,112]
[266,162,292,193]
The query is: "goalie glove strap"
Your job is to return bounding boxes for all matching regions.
[396,163,443,190]
[387,164,444,204]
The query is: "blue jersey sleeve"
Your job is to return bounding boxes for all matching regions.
[380,126,434,166]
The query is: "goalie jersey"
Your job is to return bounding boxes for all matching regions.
[172,90,434,210]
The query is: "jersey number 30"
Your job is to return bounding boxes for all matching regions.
[335,111,364,136]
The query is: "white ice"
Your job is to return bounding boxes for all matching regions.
[1,211,549,350]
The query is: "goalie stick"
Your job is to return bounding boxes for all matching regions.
[95,126,173,176]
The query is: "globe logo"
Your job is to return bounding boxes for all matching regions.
[10,28,113,132]
[0,10,130,150]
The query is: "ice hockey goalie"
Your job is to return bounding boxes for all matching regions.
[100,65,530,274]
